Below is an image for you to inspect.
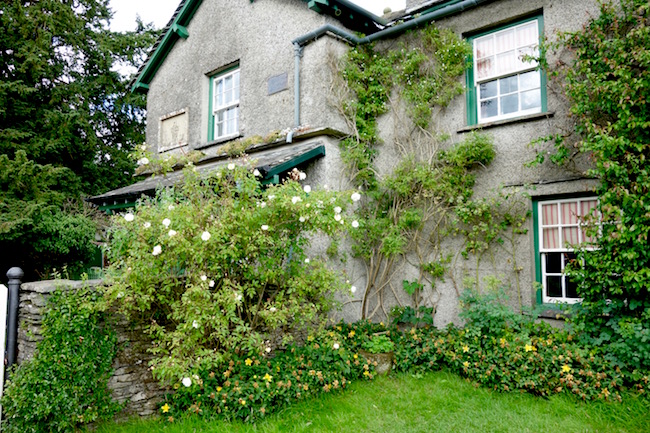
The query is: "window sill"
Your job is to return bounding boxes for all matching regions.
[537,306,572,321]
[194,133,243,150]
[458,111,555,133]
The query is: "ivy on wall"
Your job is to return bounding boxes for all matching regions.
[332,24,530,321]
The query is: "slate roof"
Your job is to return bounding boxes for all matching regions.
[88,141,325,206]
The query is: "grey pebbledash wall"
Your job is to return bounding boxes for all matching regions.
[17,279,165,417]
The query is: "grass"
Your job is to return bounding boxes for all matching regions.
[94,370,649,433]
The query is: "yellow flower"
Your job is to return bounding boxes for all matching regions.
[240,400,246,406]
[524,344,536,352]
[263,373,273,382]
[462,345,469,353]
[161,403,170,413]
[216,386,222,392]
[348,330,356,338]
[353,354,358,359]
[499,338,506,346]
[245,358,253,366]
[463,361,469,368]
[307,335,314,342]
[562,364,572,373]
[363,370,370,377]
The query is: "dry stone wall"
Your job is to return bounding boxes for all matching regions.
[17,279,166,417]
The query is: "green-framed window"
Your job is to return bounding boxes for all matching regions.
[466,16,545,125]
[209,65,240,140]
[533,196,598,304]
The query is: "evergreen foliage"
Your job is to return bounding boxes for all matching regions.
[533,0,650,371]
[0,0,158,279]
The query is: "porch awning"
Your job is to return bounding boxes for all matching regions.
[88,141,325,209]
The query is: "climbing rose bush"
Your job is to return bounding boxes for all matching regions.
[104,164,357,382]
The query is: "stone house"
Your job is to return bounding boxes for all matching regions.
[90,0,603,326]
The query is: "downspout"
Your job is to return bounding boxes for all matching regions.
[5,267,23,371]
[291,0,490,127]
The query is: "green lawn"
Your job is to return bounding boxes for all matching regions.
[94,370,649,433]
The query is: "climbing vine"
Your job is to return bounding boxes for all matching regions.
[529,0,650,371]
[332,23,530,321]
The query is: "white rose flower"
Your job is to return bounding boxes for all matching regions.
[124,213,134,222]
[152,245,162,256]
[269,307,277,312]
[299,216,305,222]
[260,201,267,208]
[143,222,151,229]
[350,285,357,293]
[253,169,261,177]
[162,218,171,227]
[235,293,243,301]
[140,157,149,165]
[292,196,301,204]
[351,220,359,228]
[333,343,340,350]
[351,192,361,202]
[182,377,192,387]
[192,320,199,329]
[168,229,177,237]
[299,172,307,180]
[334,206,342,214]
[265,347,271,353]
[334,214,342,221]
[141,144,147,151]
[201,231,211,241]
[305,258,310,263]
[268,195,275,200]
[261,225,269,231]
[201,275,207,281]
[228,163,235,170]
[303,185,311,193]
[209,280,215,288]
[168,204,174,210]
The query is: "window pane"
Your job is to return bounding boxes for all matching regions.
[546,276,562,298]
[496,51,516,75]
[581,200,597,218]
[517,47,538,68]
[495,28,515,52]
[561,202,579,224]
[566,277,579,298]
[545,252,562,274]
[476,57,493,80]
[480,98,498,118]
[542,203,558,225]
[520,89,541,110]
[234,71,240,100]
[500,93,518,114]
[543,227,559,249]
[563,227,579,246]
[520,71,540,90]
[475,36,494,59]
[516,21,538,46]
[480,80,497,98]
[500,75,518,94]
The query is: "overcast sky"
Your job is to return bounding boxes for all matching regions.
[109,0,407,32]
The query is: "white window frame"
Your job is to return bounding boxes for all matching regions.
[210,67,240,140]
[538,197,599,304]
[473,19,542,124]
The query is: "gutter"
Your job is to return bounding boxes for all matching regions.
[291,0,490,127]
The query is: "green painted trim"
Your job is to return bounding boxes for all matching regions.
[99,201,136,214]
[308,0,329,13]
[265,145,326,179]
[172,23,189,39]
[465,14,544,126]
[261,174,280,186]
[538,14,548,113]
[532,198,543,304]
[131,0,203,93]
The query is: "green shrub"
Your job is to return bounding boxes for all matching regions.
[1,287,119,433]
[362,334,395,354]
[103,164,354,383]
